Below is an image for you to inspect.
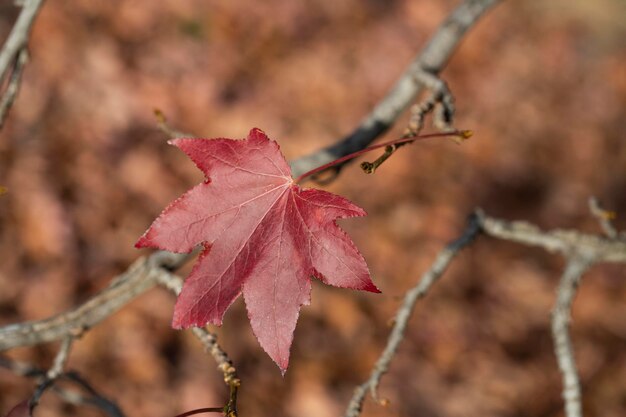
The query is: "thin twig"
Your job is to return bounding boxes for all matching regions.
[0,251,191,351]
[173,408,224,417]
[408,69,456,135]
[46,336,73,380]
[51,380,126,417]
[476,209,626,262]
[551,255,592,417]
[0,356,126,417]
[0,0,45,129]
[344,214,481,417]
[156,272,240,417]
[588,197,618,239]
[0,355,42,377]
[0,0,44,76]
[154,109,194,139]
[0,47,28,129]
[30,336,74,412]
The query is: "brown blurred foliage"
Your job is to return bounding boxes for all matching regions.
[1,1,625,416]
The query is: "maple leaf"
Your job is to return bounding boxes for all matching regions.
[136,128,379,371]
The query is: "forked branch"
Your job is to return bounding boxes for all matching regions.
[348,207,625,417]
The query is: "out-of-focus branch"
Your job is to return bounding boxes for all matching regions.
[30,336,74,413]
[290,0,502,178]
[0,48,28,129]
[478,210,625,417]
[0,0,45,129]
[0,356,126,417]
[347,208,625,417]
[588,197,618,239]
[344,214,481,417]
[0,251,191,351]
[156,273,240,417]
[476,209,626,262]
[0,0,44,76]
[154,109,193,139]
[551,255,591,417]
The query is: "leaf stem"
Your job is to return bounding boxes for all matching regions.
[173,407,224,417]
[293,130,471,184]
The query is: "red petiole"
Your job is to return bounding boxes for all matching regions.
[293,130,471,184]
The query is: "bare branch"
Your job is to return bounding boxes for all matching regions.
[0,356,126,417]
[0,47,28,129]
[290,0,502,178]
[476,210,626,262]
[30,336,74,412]
[50,378,126,417]
[0,251,191,351]
[0,0,43,77]
[154,109,194,139]
[46,336,73,380]
[476,209,626,417]
[588,197,618,239]
[344,214,481,417]
[0,0,45,128]
[345,208,626,417]
[156,272,240,417]
[551,255,592,417]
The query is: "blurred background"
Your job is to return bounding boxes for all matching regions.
[0,0,625,416]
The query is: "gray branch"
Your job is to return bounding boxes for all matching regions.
[0,47,28,129]
[0,356,126,417]
[0,0,45,128]
[346,210,625,417]
[290,0,502,177]
[30,336,74,412]
[551,256,592,417]
[0,0,43,77]
[344,215,481,417]
[476,209,626,262]
[588,197,618,239]
[155,272,241,390]
[0,251,190,351]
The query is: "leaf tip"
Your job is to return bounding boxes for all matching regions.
[134,235,150,249]
[368,283,382,294]
[247,127,267,139]
[171,313,193,330]
[272,353,290,376]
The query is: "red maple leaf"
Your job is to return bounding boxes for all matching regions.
[136,128,379,371]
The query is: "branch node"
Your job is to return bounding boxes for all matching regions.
[588,197,618,239]
[360,144,397,174]
[407,69,456,136]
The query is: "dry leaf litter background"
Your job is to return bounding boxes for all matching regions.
[0,1,625,416]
